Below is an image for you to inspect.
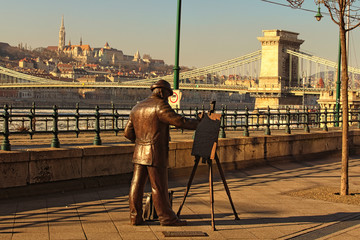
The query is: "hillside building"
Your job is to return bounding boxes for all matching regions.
[47,16,165,67]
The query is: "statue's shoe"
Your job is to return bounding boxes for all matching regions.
[130,219,145,226]
[161,220,187,226]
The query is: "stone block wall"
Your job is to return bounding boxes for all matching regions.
[0,130,359,190]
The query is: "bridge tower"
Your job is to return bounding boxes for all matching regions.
[254,30,304,109]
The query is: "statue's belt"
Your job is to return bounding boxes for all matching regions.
[135,139,158,145]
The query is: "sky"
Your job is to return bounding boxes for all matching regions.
[0,0,359,68]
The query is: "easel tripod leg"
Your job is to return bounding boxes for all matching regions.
[208,159,216,231]
[176,156,200,217]
[215,153,240,220]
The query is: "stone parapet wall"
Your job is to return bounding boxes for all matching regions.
[1,131,359,191]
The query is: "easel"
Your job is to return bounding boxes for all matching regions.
[176,103,239,231]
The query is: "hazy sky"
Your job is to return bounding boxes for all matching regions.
[1,0,359,68]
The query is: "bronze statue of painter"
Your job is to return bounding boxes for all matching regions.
[124,80,198,226]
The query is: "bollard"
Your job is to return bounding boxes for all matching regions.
[114,109,119,136]
[277,109,281,129]
[181,110,185,134]
[323,107,328,132]
[285,107,291,134]
[243,106,249,137]
[316,107,321,128]
[9,104,12,125]
[86,116,89,130]
[75,103,80,138]
[31,102,36,132]
[28,103,35,140]
[296,109,300,128]
[219,106,226,138]
[225,105,228,129]
[233,108,238,131]
[265,106,271,135]
[334,104,340,127]
[304,107,310,133]
[66,117,70,131]
[333,105,337,127]
[93,105,102,145]
[121,117,125,129]
[1,105,11,151]
[45,118,48,131]
[256,108,260,130]
[51,105,60,148]
[111,102,115,130]
[21,117,25,130]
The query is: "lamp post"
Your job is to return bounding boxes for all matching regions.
[173,0,182,90]
[315,2,341,127]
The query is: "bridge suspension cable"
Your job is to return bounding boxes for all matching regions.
[287,49,360,75]
[128,50,262,85]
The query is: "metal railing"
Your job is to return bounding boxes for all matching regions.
[0,103,130,150]
[1,103,359,151]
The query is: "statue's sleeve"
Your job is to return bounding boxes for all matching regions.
[157,101,198,130]
[124,116,136,142]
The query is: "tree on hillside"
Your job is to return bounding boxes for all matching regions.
[33,47,59,59]
[287,0,360,195]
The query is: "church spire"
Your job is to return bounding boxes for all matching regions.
[58,15,66,51]
[61,15,64,28]
[133,50,141,62]
[80,36,82,46]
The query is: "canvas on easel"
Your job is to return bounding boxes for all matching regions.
[191,112,221,160]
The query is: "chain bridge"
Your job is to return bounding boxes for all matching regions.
[1,30,360,108]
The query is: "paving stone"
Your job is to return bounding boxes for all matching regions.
[81,222,118,233]
[0,156,360,239]
[86,232,122,240]
[11,233,49,240]
[0,233,12,240]
[50,231,87,240]
[120,231,159,240]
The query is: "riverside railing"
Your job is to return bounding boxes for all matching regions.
[1,103,359,151]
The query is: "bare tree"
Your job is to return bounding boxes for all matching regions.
[287,0,360,195]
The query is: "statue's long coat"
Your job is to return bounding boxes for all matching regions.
[124,94,198,167]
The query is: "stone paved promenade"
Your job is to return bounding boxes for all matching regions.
[0,153,360,239]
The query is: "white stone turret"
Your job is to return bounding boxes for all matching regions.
[133,50,141,62]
